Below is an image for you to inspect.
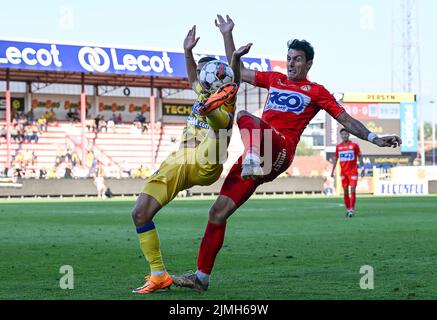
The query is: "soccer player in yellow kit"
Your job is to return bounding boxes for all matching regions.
[131,25,252,294]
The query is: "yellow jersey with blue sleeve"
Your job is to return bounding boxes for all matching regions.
[141,82,237,207]
[181,83,236,145]
[181,83,211,145]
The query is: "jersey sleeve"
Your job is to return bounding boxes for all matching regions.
[254,71,281,89]
[317,85,345,119]
[193,83,203,96]
[335,145,339,158]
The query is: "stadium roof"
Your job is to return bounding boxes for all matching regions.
[0,39,286,89]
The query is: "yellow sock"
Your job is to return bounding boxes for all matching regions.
[206,108,231,131]
[137,222,166,274]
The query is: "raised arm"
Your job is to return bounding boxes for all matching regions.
[184,26,200,88]
[336,112,402,148]
[230,43,252,84]
[215,14,256,85]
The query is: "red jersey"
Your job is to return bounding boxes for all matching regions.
[335,141,361,175]
[255,71,345,148]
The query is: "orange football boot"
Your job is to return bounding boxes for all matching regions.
[197,83,239,116]
[132,273,173,294]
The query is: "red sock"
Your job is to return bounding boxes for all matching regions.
[350,192,356,210]
[344,194,350,210]
[237,115,262,157]
[197,221,227,275]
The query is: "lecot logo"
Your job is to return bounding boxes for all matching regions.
[0,44,62,67]
[78,47,174,74]
[265,87,310,115]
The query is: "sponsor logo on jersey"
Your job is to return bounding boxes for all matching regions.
[265,87,311,115]
[339,150,356,162]
[300,85,311,92]
[187,114,209,129]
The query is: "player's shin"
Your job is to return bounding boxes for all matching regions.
[350,192,356,210]
[196,221,227,284]
[137,222,166,276]
[343,193,351,211]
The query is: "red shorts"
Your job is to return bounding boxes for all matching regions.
[220,118,295,208]
[341,173,358,188]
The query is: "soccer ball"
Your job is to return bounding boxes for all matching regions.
[199,60,234,92]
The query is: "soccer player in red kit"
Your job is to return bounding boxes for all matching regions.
[172,15,402,292]
[331,128,362,217]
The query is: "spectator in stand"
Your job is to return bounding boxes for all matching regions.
[67,109,80,122]
[48,167,57,179]
[141,166,152,179]
[86,151,94,167]
[17,124,25,143]
[0,126,6,140]
[86,119,96,132]
[31,123,39,143]
[112,112,118,124]
[117,113,123,125]
[65,148,73,163]
[99,119,108,133]
[71,152,79,167]
[107,119,115,133]
[136,112,146,124]
[39,168,47,180]
[27,109,35,123]
[94,115,102,132]
[37,117,47,132]
[25,126,38,143]
[10,125,19,142]
[64,164,73,179]
[48,109,56,122]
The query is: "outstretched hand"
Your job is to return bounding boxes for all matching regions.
[215,14,234,34]
[234,43,253,57]
[184,25,200,51]
[373,135,402,148]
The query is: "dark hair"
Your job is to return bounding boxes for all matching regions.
[198,56,218,64]
[287,39,315,61]
[340,128,349,134]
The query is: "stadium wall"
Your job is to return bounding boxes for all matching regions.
[0,177,324,198]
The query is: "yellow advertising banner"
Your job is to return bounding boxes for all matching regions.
[343,93,416,103]
[162,103,193,116]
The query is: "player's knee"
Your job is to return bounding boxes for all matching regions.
[236,110,251,123]
[209,205,230,224]
[131,205,153,226]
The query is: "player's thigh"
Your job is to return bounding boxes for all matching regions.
[131,193,162,226]
[190,135,224,186]
[341,175,350,189]
[142,150,193,207]
[262,129,294,181]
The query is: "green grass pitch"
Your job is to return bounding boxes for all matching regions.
[1,195,436,300]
